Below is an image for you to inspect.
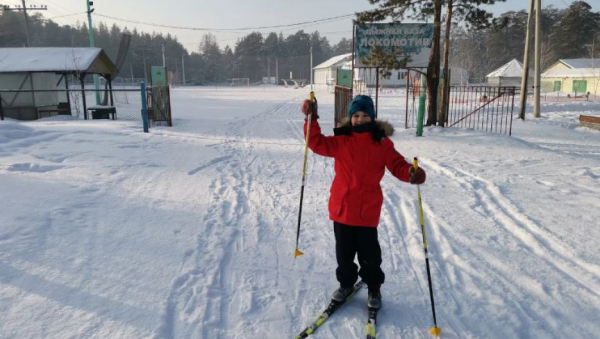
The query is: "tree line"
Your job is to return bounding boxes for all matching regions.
[0,10,352,85]
[1,2,598,90]
[450,1,600,82]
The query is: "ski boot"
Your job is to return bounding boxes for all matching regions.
[331,285,356,303]
[367,286,382,310]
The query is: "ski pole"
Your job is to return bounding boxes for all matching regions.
[294,91,315,258]
[413,157,442,337]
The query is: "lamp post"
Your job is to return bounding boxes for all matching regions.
[86,0,101,105]
[533,0,541,118]
[592,32,600,96]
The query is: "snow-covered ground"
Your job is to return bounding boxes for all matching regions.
[1,86,599,339]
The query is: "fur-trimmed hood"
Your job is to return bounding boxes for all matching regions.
[334,117,395,141]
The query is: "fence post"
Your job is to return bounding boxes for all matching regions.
[0,94,4,120]
[141,82,149,133]
[416,73,426,137]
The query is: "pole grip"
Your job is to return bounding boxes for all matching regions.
[310,91,315,102]
[413,157,419,171]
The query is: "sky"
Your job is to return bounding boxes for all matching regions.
[3,0,600,52]
[0,85,599,338]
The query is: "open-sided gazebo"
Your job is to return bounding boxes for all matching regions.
[0,47,118,120]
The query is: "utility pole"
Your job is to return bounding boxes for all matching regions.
[162,43,166,67]
[182,54,186,85]
[21,0,31,47]
[3,2,48,47]
[142,47,148,83]
[130,63,134,83]
[592,33,600,96]
[85,0,101,105]
[310,45,313,87]
[533,0,541,118]
[518,0,535,120]
[275,56,279,86]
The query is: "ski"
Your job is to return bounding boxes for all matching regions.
[365,307,379,339]
[294,281,365,339]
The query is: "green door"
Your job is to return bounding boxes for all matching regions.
[573,80,587,94]
[553,81,562,92]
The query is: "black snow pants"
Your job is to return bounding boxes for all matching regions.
[334,222,384,289]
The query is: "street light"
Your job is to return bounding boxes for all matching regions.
[86,0,101,105]
[592,32,600,96]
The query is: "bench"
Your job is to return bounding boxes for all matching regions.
[87,106,117,120]
[37,102,71,119]
[579,115,600,131]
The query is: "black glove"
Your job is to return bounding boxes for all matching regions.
[409,166,426,185]
[301,98,319,119]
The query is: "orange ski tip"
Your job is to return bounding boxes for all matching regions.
[294,249,304,258]
[429,326,442,337]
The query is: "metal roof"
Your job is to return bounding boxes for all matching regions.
[542,68,599,78]
[486,59,532,78]
[313,53,352,70]
[0,47,118,75]
[559,59,596,69]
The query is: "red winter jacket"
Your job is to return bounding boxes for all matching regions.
[304,118,413,227]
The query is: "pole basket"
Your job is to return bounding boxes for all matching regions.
[429,326,442,337]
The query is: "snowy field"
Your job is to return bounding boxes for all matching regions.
[1,86,599,339]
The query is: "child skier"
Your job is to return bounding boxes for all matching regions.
[301,94,426,310]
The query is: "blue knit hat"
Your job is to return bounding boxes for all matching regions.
[348,95,375,121]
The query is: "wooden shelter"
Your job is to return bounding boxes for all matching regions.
[0,47,118,120]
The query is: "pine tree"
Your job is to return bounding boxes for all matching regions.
[333,38,352,55]
[200,33,223,84]
[549,1,599,60]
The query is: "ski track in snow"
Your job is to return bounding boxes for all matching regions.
[156,97,599,339]
[414,157,600,339]
[3,91,600,339]
[156,99,308,338]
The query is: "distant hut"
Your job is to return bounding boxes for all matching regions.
[486,59,532,87]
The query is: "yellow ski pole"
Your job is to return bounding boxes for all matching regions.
[294,91,315,258]
[413,157,442,337]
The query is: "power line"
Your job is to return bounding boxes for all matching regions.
[0,11,86,26]
[93,12,355,32]
[46,12,86,20]
[558,0,571,7]
[44,0,77,15]
[178,20,354,47]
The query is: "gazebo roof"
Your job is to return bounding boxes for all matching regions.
[486,59,532,78]
[0,47,118,75]
[313,53,352,70]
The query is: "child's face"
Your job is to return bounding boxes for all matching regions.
[351,111,372,126]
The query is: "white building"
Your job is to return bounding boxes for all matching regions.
[338,60,411,88]
[314,53,469,88]
[312,53,352,86]
[486,59,532,87]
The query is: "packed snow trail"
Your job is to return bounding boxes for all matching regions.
[154,90,600,339]
[0,87,599,338]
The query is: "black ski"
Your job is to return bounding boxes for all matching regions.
[366,307,379,339]
[294,281,365,339]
